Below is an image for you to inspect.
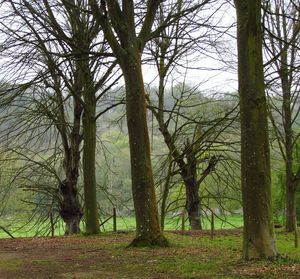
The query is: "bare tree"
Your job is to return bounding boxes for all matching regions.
[0,0,118,234]
[145,0,238,230]
[263,0,300,233]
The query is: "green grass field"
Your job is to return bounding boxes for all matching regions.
[0,215,244,239]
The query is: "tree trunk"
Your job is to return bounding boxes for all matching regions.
[185,181,201,230]
[235,0,278,259]
[58,81,84,235]
[60,122,83,235]
[160,158,173,231]
[89,0,166,246]
[280,45,296,232]
[286,181,297,232]
[184,142,202,230]
[82,96,100,234]
[156,120,202,230]
[121,52,167,247]
[60,180,82,235]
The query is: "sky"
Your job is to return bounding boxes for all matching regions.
[142,1,238,94]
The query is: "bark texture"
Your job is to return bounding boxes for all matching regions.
[70,2,100,234]
[59,98,83,235]
[90,0,167,245]
[234,0,278,259]
[281,40,297,233]
[122,51,166,246]
[82,97,100,234]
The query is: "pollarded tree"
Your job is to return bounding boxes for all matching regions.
[0,0,118,234]
[0,0,85,235]
[234,0,278,259]
[146,0,238,230]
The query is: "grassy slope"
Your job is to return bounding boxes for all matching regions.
[0,229,299,279]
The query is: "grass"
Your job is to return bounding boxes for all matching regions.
[0,214,244,238]
[0,229,299,278]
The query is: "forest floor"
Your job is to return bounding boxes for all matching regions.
[0,229,299,279]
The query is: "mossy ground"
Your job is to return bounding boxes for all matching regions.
[0,229,299,278]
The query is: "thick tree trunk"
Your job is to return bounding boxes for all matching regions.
[58,86,83,235]
[185,181,201,230]
[82,97,100,234]
[235,0,278,259]
[121,52,167,247]
[184,142,202,230]
[89,0,166,246]
[60,180,82,235]
[156,120,202,230]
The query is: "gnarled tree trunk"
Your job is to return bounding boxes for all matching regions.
[59,180,82,235]
[58,74,84,235]
[60,101,83,235]
[184,142,202,230]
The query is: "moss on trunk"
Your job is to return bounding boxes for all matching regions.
[121,52,167,246]
[234,0,278,260]
[82,95,100,235]
[90,0,167,246]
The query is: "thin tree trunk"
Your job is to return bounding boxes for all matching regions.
[235,0,278,260]
[160,158,173,231]
[264,0,300,234]
[154,44,203,230]
[281,47,296,232]
[286,182,297,232]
